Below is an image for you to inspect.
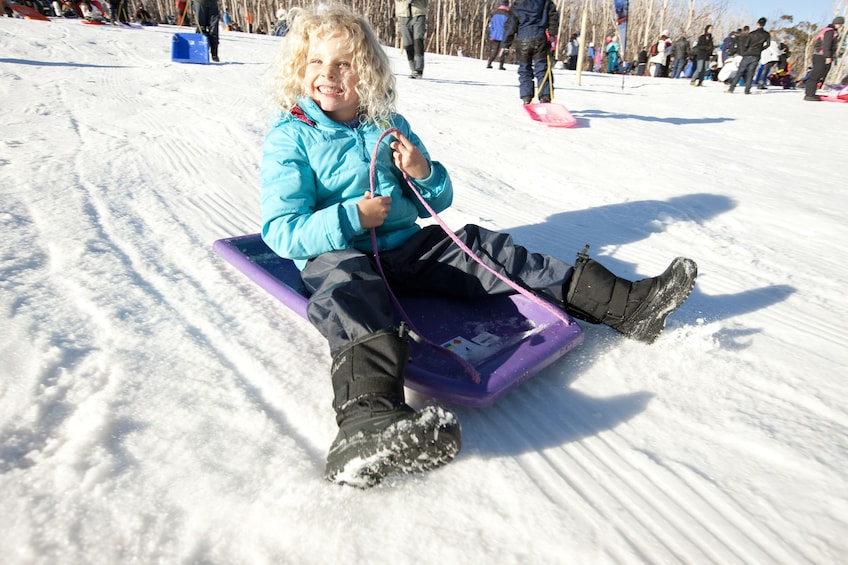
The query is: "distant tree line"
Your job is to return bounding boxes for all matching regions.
[139,0,845,82]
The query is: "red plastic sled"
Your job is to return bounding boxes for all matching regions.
[11,5,50,20]
[524,102,577,128]
[821,86,848,103]
[213,234,584,407]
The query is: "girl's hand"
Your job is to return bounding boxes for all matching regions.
[390,132,431,180]
[357,192,391,228]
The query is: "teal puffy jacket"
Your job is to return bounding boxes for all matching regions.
[260,97,453,270]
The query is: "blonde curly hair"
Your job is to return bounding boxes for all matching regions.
[272,3,397,124]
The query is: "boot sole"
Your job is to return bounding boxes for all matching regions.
[325,406,461,488]
[619,257,698,343]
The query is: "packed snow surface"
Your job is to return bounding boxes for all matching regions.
[2,18,847,564]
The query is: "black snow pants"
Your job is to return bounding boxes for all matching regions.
[300,224,574,357]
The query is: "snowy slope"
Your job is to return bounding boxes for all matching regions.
[2,17,847,564]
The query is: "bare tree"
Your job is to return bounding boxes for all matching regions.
[131,0,833,81]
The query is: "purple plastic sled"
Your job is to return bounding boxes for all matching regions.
[213,234,583,407]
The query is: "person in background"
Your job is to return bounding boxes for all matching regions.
[566,32,579,70]
[606,35,620,73]
[60,0,78,17]
[726,17,770,94]
[273,5,288,36]
[176,0,188,25]
[108,0,120,21]
[670,33,690,79]
[636,45,648,75]
[690,25,714,86]
[649,32,669,77]
[504,0,559,104]
[486,3,512,70]
[134,2,153,24]
[80,0,105,21]
[804,16,844,101]
[718,28,738,67]
[395,0,428,79]
[756,33,782,89]
[193,0,220,61]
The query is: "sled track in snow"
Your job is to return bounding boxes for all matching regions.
[468,378,816,564]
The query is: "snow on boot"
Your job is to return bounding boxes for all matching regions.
[564,246,698,343]
[325,328,461,488]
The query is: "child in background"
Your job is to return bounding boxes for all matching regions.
[504,0,559,104]
[486,3,512,70]
[260,3,698,487]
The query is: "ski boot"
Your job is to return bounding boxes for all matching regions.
[564,245,698,343]
[325,328,461,487]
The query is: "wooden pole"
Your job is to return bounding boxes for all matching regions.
[575,0,589,86]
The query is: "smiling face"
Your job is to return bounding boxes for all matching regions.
[303,31,360,122]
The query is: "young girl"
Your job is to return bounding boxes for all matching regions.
[260,3,697,488]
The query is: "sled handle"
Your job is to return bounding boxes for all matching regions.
[367,128,576,384]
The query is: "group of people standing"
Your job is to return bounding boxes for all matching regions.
[295,2,845,105]
[710,15,842,100]
[723,17,772,95]
[626,15,843,101]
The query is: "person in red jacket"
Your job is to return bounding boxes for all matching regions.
[804,16,844,101]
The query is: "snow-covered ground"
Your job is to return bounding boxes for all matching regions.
[2,17,847,564]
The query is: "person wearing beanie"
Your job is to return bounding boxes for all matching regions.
[726,17,770,94]
[486,3,513,70]
[804,16,845,100]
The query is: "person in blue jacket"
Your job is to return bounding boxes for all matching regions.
[504,0,559,104]
[260,3,698,488]
[486,3,512,69]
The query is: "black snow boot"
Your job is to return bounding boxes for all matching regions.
[210,41,219,62]
[325,327,461,488]
[564,246,698,343]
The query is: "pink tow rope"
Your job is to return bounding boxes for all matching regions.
[367,128,573,384]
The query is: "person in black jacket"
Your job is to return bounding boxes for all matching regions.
[194,0,220,61]
[804,16,844,101]
[636,46,648,75]
[504,0,559,104]
[726,17,770,94]
[690,25,714,86]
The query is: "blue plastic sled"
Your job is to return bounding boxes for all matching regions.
[213,234,584,407]
[171,33,209,64]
